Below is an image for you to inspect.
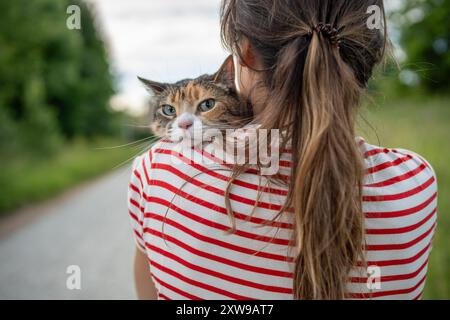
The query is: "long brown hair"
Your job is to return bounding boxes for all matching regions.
[220,0,386,299]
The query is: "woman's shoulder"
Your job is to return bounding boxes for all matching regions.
[132,139,173,168]
[360,139,437,197]
[131,139,194,183]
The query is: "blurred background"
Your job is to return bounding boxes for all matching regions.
[0,0,448,299]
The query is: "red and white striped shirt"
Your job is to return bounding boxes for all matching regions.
[127,138,438,300]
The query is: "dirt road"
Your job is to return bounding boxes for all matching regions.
[0,168,137,299]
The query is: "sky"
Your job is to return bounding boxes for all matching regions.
[86,0,226,116]
[86,0,404,116]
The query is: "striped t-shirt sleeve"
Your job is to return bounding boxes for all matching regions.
[128,155,146,252]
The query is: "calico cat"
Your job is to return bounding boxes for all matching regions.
[138,56,252,143]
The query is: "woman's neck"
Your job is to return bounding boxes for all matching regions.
[249,83,269,117]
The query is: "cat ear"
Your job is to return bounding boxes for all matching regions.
[137,76,167,96]
[213,55,235,86]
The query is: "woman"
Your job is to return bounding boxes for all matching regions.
[128,0,438,300]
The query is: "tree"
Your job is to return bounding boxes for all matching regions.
[0,0,116,158]
[45,0,116,137]
[394,0,450,92]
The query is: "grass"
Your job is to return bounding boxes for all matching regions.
[0,136,149,214]
[359,95,450,299]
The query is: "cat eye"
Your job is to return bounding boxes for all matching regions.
[161,105,176,117]
[198,99,216,112]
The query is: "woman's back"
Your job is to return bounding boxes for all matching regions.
[128,139,437,300]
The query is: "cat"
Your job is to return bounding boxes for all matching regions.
[138,56,252,144]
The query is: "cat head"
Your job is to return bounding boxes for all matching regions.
[138,56,250,142]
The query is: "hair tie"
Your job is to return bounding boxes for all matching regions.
[309,23,341,47]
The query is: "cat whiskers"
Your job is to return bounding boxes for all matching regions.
[94,135,155,150]
[95,135,162,171]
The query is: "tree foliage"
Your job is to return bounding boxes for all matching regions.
[0,0,116,157]
[394,0,450,92]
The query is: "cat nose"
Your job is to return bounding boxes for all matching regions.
[178,120,192,129]
[177,114,194,130]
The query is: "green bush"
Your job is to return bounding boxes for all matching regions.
[0,0,117,160]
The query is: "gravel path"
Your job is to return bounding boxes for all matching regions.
[0,168,137,299]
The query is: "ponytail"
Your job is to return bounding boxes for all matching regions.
[291,29,365,300]
[220,0,387,299]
